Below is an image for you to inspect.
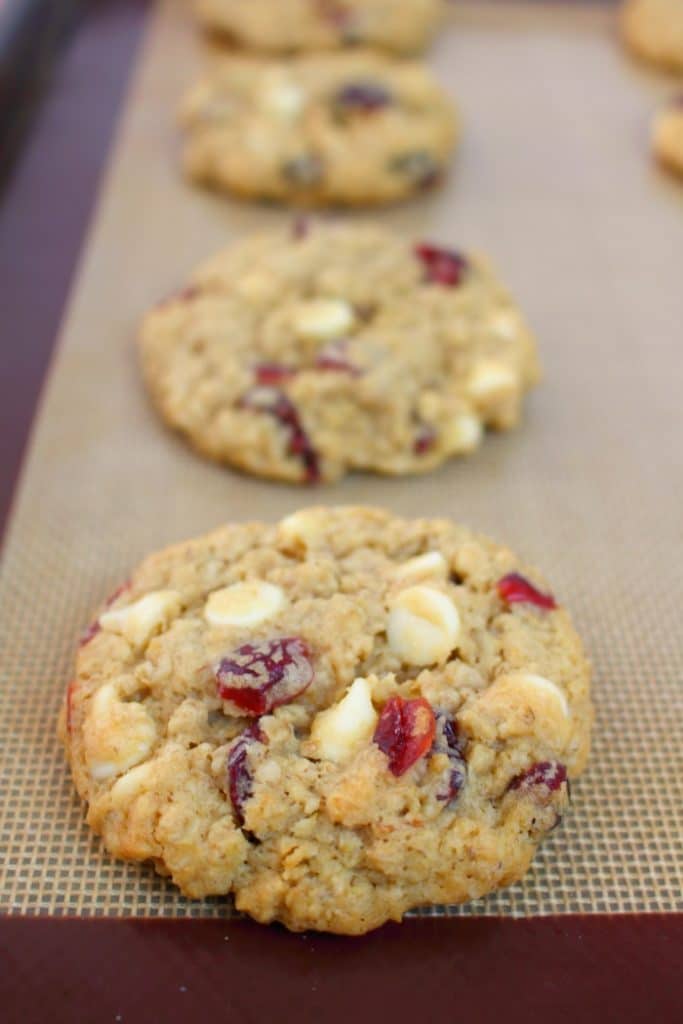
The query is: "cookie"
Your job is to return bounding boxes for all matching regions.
[652,95,683,176]
[620,0,683,72]
[195,0,444,55]
[179,52,457,206]
[139,222,539,483]
[59,506,593,934]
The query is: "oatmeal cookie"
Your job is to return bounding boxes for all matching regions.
[195,0,444,55]
[652,95,683,176]
[139,222,539,483]
[620,0,683,72]
[179,51,457,206]
[59,507,593,934]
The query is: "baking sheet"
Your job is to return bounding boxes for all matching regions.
[1,0,682,919]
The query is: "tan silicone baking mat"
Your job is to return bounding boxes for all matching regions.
[1,0,682,919]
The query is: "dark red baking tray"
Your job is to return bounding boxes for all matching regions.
[0,2,680,1021]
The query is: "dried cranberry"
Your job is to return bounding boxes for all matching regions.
[497,573,557,611]
[292,216,310,240]
[509,761,567,794]
[227,723,264,825]
[314,340,360,375]
[333,81,393,114]
[79,582,130,647]
[106,582,131,605]
[240,388,321,483]
[316,0,355,33]
[254,363,297,386]
[433,714,467,802]
[414,423,437,455]
[216,637,314,715]
[354,302,376,322]
[390,151,442,190]
[65,680,77,734]
[79,621,101,647]
[157,285,199,308]
[415,244,468,287]
[374,696,436,777]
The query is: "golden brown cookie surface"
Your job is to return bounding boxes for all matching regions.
[652,96,683,176]
[621,0,683,71]
[60,507,592,934]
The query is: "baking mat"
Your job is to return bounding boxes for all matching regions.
[1,0,682,919]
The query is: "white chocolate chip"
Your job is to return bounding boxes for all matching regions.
[388,586,460,666]
[99,590,182,649]
[442,413,483,454]
[393,551,448,583]
[204,580,286,628]
[109,761,156,806]
[293,299,355,342]
[467,360,518,401]
[308,677,378,764]
[261,77,305,119]
[84,684,157,781]
[278,508,328,548]
[461,671,571,748]
[510,673,570,719]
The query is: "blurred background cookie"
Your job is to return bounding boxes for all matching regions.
[620,0,683,72]
[179,51,457,206]
[139,222,538,484]
[194,0,444,55]
[652,95,683,176]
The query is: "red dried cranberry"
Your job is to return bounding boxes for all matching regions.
[509,761,567,794]
[415,244,468,287]
[374,696,436,777]
[317,0,354,32]
[65,680,77,734]
[254,363,297,386]
[334,81,393,114]
[292,216,310,240]
[106,582,130,605]
[240,388,321,483]
[227,723,264,825]
[390,151,442,190]
[79,582,130,647]
[79,621,101,647]
[216,637,314,715]
[497,573,557,611]
[157,285,200,308]
[414,423,437,455]
[314,340,360,375]
[433,714,467,802]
